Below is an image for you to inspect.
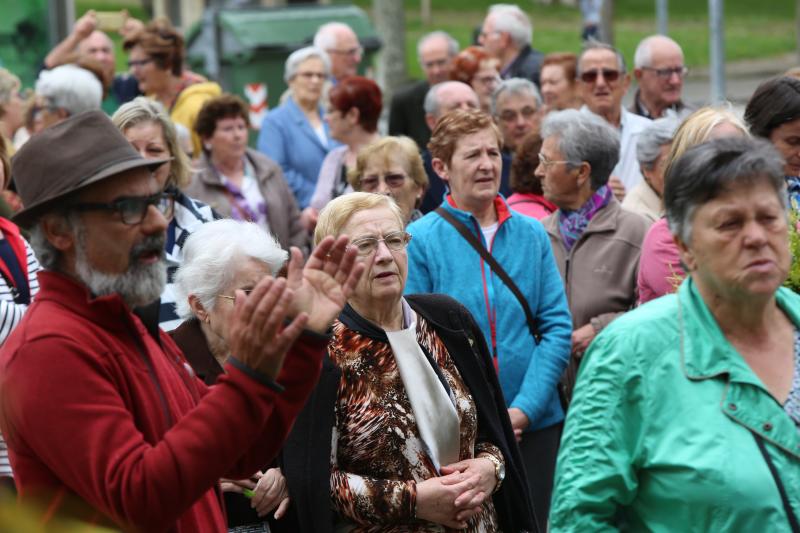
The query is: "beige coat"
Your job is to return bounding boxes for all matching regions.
[185,148,309,254]
[542,198,649,332]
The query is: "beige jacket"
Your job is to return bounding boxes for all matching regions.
[542,198,649,333]
[185,148,309,254]
[621,180,661,224]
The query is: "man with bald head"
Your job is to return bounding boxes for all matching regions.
[631,35,691,119]
[313,22,362,83]
[44,10,140,113]
[389,31,459,149]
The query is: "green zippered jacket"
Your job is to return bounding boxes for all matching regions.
[550,277,800,532]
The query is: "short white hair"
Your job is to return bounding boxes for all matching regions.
[35,64,102,116]
[417,31,459,66]
[284,46,331,83]
[173,219,288,320]
[488,4,532,49]
[313,22,355,51]
[634,35,683,69]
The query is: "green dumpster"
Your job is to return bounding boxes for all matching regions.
[0,0,50,89]
[185,4,380,137]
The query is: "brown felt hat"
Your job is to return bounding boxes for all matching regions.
[11,110,169,228]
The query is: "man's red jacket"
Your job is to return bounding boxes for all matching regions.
[0,271,326,531]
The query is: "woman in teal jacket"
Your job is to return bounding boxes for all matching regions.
[551,136,800,531]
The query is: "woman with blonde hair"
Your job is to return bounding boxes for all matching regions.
[637,106,749,303]
[112,96,217,330]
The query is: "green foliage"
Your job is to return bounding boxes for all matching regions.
[785,210,800,293]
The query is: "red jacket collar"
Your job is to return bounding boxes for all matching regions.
[445,194,512,225]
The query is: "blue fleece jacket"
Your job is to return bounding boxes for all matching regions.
[405,196,572,430]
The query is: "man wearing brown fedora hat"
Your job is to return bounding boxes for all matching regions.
[0,110,363,531]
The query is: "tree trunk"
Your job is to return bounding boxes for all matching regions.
[600,0,614,45]
[373,0,407,103]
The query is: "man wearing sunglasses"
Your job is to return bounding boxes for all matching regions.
[577,42,652,199]
[631,35,692,120]
[0,110,362,531]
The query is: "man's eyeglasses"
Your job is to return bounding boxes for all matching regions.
[127,58,154,69]
[296,71,327,81]
[579,68,621,84]
[498,106,537,123]
[218,289,254,301]
[359,173,408,192]
[71,190,176,225]
[327,46,363,57]
[641,66,688,79]
[538,153,579,169]
[349,231,411,256]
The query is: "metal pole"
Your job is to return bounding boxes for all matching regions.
[708,0,725,104]
[656,0,668,35]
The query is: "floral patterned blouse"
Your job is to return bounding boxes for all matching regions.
[328,313,503,532]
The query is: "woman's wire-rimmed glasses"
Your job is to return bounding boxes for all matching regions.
[349,231,411,256]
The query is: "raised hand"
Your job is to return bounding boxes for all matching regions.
[227,276,308,380]
[285,235,364,333]
[73,10,98,40]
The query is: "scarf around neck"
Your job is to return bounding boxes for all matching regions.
[558,184,613,251]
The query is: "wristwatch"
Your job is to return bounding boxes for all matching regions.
[480,453,505,492]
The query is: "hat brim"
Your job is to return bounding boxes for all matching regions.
[12,156,170,228]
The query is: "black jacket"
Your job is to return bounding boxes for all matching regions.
[503,44,544,88]
[282,293,538,532]
[388,80,432,151]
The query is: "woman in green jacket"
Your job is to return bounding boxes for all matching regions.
[550,136,800,532]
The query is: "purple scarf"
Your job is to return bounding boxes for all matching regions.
[558,185,613,251]
[220,160,267,226]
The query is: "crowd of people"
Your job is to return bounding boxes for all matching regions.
[0,2,798,532]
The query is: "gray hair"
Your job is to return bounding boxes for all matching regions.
[417,31,459,66]
[423,81,475,117]
[577,40,627,77]
[664,136,787,244]
[313,22,354,51]
[490,77,542,116]
[636,115,680,171]
[35,64,102,116]
[173,219,289,320]
[541,109,621,189]
[284,46,331,83]
[28,222,64,271]
[634,34,682,69]
[488,4,533,49]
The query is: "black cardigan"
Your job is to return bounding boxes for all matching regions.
[281,293,538,532]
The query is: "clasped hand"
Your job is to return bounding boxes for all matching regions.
[416,458,497,529]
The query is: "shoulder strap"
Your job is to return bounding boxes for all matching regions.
[751,431,800,532]
[435,207,541,344]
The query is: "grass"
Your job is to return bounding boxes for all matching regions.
[341,0,797,80]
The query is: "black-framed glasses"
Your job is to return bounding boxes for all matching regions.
[579,68,621,84]
[218,289,254,301]
[641,66,688,79]
[349,231,411,256]
[359,173,408,192]
[71,190,176,225]
[128,58,153,69]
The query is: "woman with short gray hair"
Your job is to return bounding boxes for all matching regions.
[257,46,339,211]
[551,136,800,532]
[171,218,291,531]
[537,109,650,401]
[622,116,680,223]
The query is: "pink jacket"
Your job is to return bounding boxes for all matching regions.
[637,217,685,304]
[507,193,557,220]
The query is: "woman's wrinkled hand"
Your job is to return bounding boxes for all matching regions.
[440,457,497,521]
[571,323,597,356]
[250,468,291,518]
[220,476,256,494]
[416,471,485,529]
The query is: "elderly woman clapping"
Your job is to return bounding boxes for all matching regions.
[171,218,363,531]
[550,136,800,531]
[281,192,534,532]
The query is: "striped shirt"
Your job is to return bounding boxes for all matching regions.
[159,192,217,331]
[0,235,41,478]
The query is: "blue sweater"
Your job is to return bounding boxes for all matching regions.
[405,196,573,430]
[256,98,338,209]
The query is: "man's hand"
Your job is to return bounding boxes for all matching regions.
[608,175,626,201]
[250,468,290,519]
[507,407,529,442]
[227,276,308,380]
[571,323,597,356]
[416,471,484,529]
[285,235,364,333]
[73,10,98,40]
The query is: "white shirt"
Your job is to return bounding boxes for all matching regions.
[581,105,652,192]
[481,222,499,249]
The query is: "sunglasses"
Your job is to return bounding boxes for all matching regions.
[579,68,621,84]
[71,190,176,225]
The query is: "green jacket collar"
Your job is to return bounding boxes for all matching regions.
[678,277,800,387]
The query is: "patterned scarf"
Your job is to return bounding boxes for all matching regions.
[558,185,613,251]
[220,160,267,226]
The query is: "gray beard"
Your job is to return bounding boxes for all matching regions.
[73,225,167,309]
